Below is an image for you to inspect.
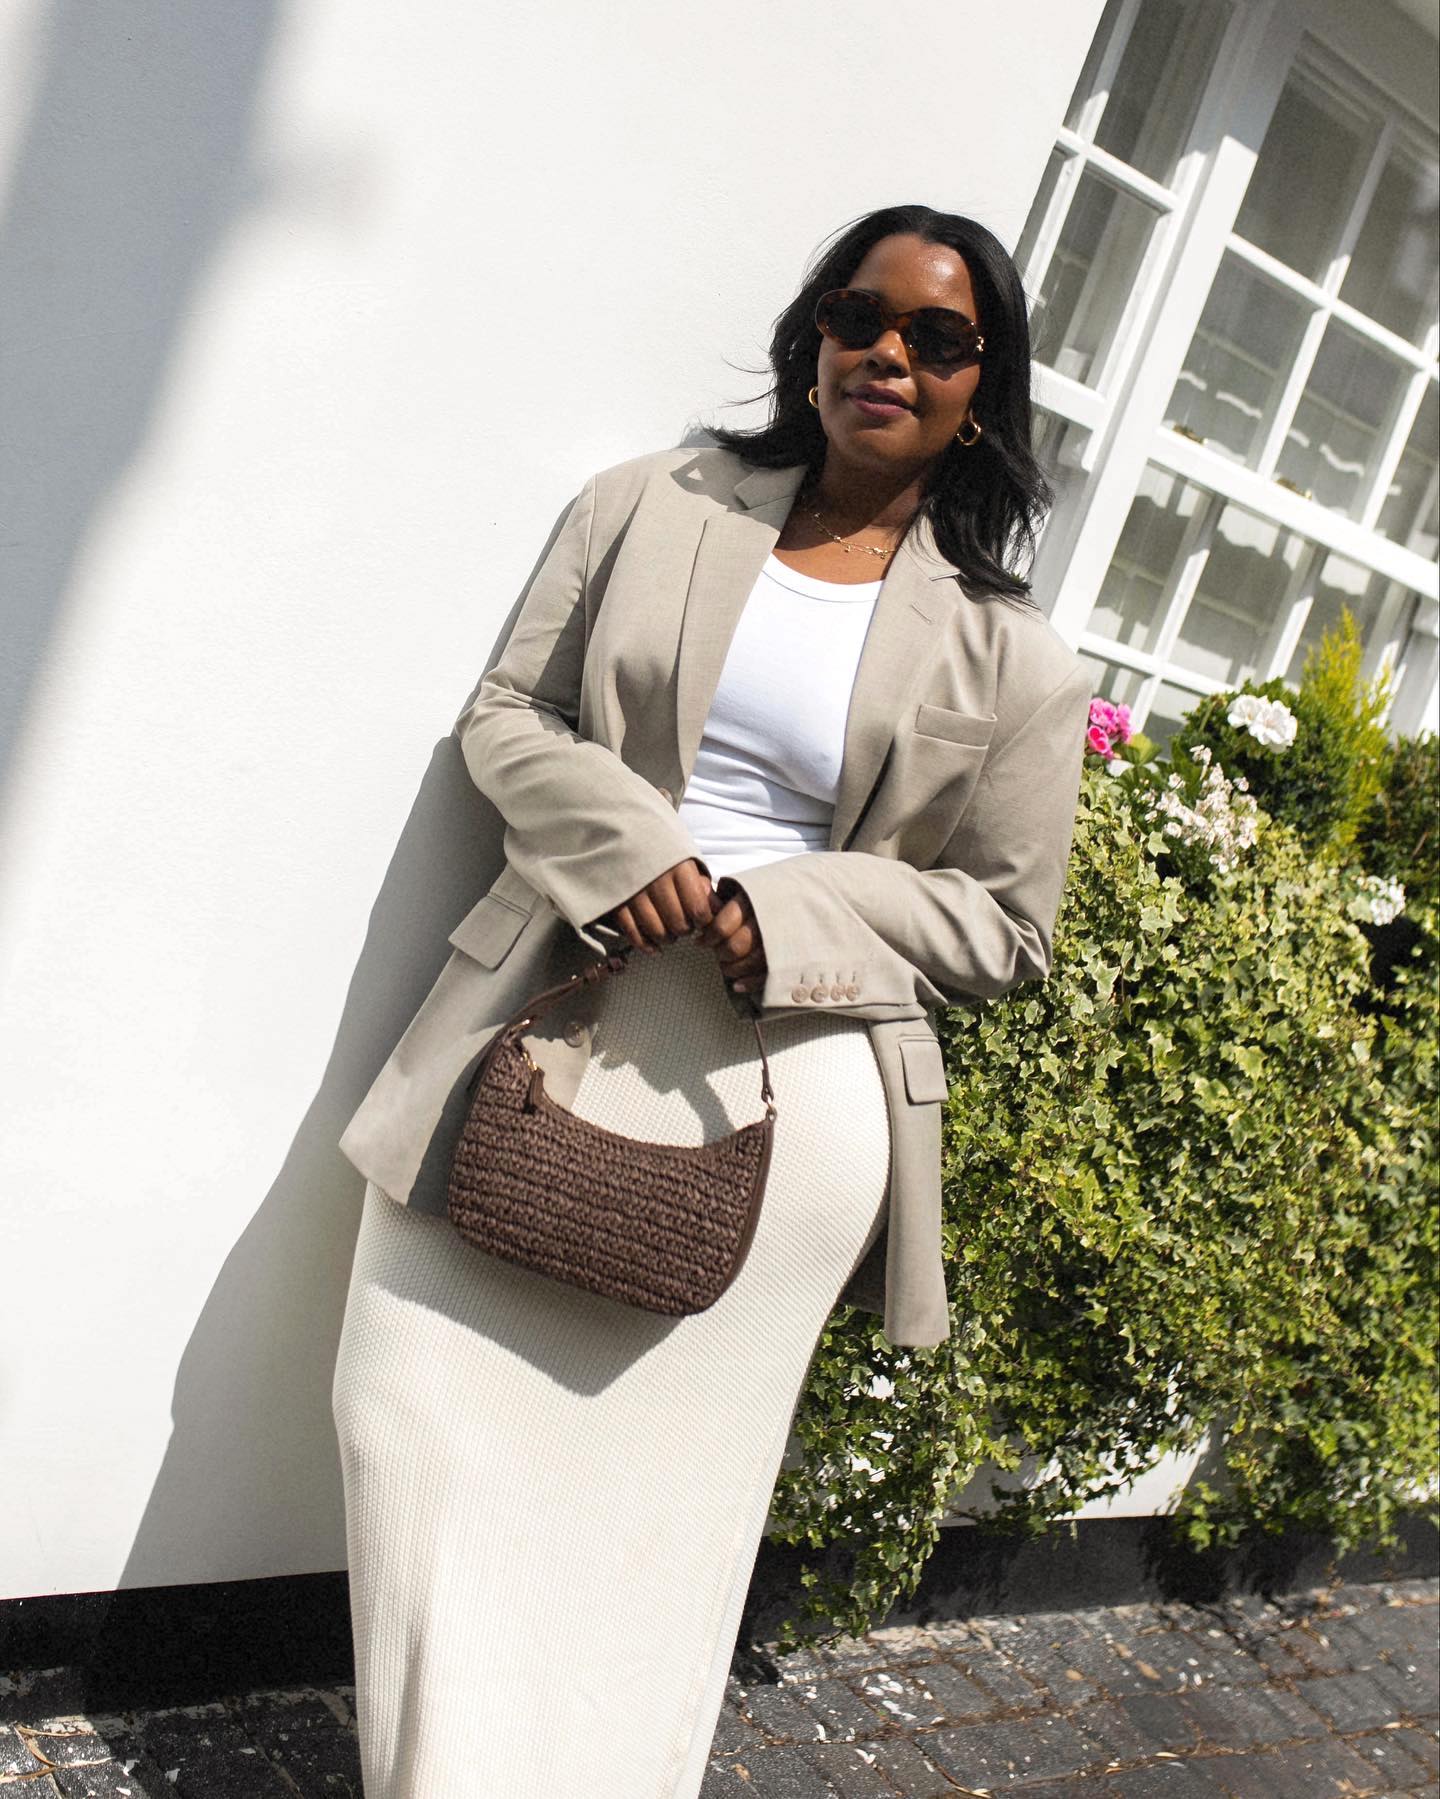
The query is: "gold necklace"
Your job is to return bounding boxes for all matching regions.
[805,500,904,559]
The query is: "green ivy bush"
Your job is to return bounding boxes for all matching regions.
[766,614,1438,1652]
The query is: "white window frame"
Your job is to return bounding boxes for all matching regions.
[1020,0,1440,739]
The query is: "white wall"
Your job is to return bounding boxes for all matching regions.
[0,0,1105,1599]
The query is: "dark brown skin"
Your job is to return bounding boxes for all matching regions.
[612,232,985,991]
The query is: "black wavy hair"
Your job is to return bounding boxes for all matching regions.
[708,203,1052,605]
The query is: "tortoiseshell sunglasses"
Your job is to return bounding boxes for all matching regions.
[814,288,985,370]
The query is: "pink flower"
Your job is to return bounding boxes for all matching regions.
[1087,724,1114,757]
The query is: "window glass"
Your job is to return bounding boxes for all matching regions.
[1284,557,1389,685]
[1017,148,1068,281]
[1233,64,1370,280]
[1379,383,1439,551]
[1166,254,1311,463]
[1091,465,1206,652]
[1033,169,1160,385]
[1143,680,1207,751]
[1172,502,1307,685]
[1091,0,1230,185]
[1276,322,1411,514]
[1340,147,1440,344]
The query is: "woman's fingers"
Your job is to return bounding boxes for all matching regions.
[645,869,692,939]
[698,895,747,949]
[673,860,716,931]
[627,889,669,947]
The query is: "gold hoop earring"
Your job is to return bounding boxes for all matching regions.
[956,415,982,447]
[807,386,820,408]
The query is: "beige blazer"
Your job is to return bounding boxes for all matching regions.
[337,444,1091,1346]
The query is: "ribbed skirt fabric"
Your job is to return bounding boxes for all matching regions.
[330,940,891,1798]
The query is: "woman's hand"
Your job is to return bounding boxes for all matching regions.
[698,881,768,994]
[610,859,716,953]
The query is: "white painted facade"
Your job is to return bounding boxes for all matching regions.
[0,0,1433,1601]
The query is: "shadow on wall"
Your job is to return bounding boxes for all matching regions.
[106,430,716,1595]
[0,0,284,819]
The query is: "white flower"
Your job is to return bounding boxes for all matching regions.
[1252,699,1297,749]
[1227,694,1266,730]
[869,1374,895,1400]
[1346,873,1406,926]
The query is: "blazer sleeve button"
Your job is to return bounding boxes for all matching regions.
[657,785,674,805]
[845,983,860,999]
[563,1020,588,1048]
[829,983,845,1000]
[790,984,809,1003]
[810,984,829,1002]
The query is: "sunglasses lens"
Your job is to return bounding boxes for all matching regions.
[816,291,884,348]
[911,313,982,366]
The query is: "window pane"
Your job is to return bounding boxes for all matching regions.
[1340,148,1440,344]
[1172,503,1308,685]
[1284,557,1389,685]
[1376,382,1439,555]
[1166,254,1312,463]
[1092,465,1209,653]
[1032,169,1161,385]
[1276,321,1411,515]
[1017,148,1068,281]
[1145,680,1209,752]
[1064,0,1123,135]
[1092,0,1231,185]
[1233,64,1371,280]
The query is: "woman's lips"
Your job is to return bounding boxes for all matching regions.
[847,390,912,420]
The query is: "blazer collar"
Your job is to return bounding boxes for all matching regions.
[674,458,959,851]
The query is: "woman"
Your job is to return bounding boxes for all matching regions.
[331,202,1091,1797]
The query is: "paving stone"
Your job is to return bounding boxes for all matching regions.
[804,1740,903,1796]
[1068,1698,1150,1759]
[0,1722,46,1776]
[859,1733,962,1798]
[166,1748,298,1799]
[707,1698,767,1758]
[924,1713,1105,1786]
[1108,1759,1230,1797]
[5,1718,110,1767]
[1175,1629,1272,1689]
[243,1721,361,1798]
[744,1680,834,1744]
[788,1676,890,1744]
[701,1744,842,1796]
[52,1760,187,1799]
[1387,1723,1438,1777]
[951,1647,1050,1710]
[136,1704,255,1759]
[1298,1670,1407,1732]
[1177,1680,1328,1750]
[851,1668,942,1729]
[1349,1726,1440,1789]
[1209,1737,1394,1796]
[905,1659,999,1725]
[1112,1692,1204,1753]
[865,1623,946,1660]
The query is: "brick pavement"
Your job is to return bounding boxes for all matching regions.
[0,1578,1433,1796]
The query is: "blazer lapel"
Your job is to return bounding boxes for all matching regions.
[673,463,807,791]
[829,517,954,849]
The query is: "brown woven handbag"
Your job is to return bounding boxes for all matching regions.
[447,946,777,1316]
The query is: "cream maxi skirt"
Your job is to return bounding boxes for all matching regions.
[330,938,891,1798]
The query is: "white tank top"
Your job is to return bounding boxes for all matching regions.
[677,554,882,881]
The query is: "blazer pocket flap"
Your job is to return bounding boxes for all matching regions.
[898,1033,949,1104]
[448,892,532,968]
[913,703,997,748]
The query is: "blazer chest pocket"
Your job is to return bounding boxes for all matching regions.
[912,703,997,748]
[448,867,541,968]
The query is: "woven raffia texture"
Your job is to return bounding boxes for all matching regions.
[448,1033,771,1314]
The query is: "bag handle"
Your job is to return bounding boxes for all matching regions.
[492,942,776,1117]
